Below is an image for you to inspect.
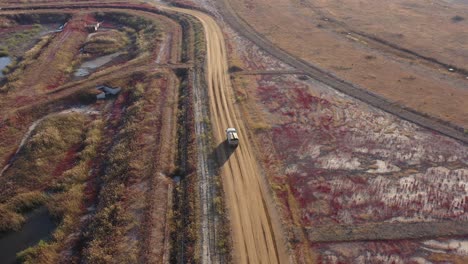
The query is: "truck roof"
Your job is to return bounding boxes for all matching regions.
[229,132,239,140]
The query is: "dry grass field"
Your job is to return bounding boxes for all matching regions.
[229,0,468,128]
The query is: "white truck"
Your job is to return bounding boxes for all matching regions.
[226,128,239,147]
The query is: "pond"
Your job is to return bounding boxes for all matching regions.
[0,56,12,78]
[74,52,122,77]
[0,207,57,264]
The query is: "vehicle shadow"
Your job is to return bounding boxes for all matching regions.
[210,140,236,169]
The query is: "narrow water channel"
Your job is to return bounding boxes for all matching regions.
[0,207,56,264]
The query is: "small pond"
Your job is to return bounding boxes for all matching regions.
[0,57,12,78]
[0,207,57,264]
[74,52,122,77]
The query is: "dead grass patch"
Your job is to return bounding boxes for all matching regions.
[0,113,88,233]
[83,29,129,55]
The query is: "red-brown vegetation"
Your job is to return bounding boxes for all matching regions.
[234,72,468,262]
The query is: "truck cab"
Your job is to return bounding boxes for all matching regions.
[226,128,239,147]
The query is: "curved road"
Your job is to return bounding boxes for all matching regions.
[159,5,290,264]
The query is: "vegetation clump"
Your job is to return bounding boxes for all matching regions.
[82,30,130,55]
[451,15,464,23]
[0,46,8,57]
[0,113,88,233]
[94,12,162,56]
[82,82,154,263]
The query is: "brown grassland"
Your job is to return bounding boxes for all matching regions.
[228,0,468,128]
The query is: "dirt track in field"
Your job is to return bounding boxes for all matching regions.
[160,5,290,264]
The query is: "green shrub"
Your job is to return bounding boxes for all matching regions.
[0,48,8,57]
[47,184,83,219]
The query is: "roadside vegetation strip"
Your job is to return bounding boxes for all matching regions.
[81,77,173,263]
[308,221,468,243]
[169,68,198,264]
[189,14,231,263]
[141,73,178,264]
[217,0,468,144]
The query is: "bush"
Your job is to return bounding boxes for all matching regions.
[16,240,58,264]
[6,191,46,213]
[0,47,8,57]
[251,121,271,132]
[47,185,83,219]
[0,205,25,232]
[452,15,464,23]
[82,30,130,55]
[228,65,243,73]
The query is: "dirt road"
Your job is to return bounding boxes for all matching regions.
[159,5,290,264]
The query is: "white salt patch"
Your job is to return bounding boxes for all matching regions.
[367,160,400,174]
[317,153,361,170]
